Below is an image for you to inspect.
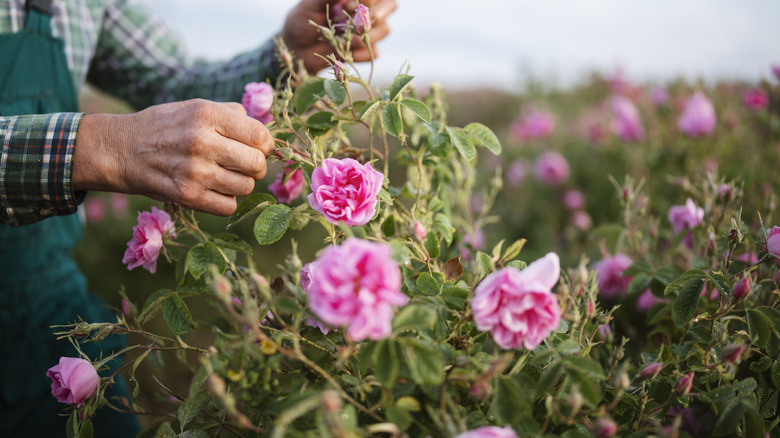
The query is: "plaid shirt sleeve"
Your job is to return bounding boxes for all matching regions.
[87,0,283,110]
[0,113,86,226]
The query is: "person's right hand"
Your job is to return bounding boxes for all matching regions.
[73,99,274,216]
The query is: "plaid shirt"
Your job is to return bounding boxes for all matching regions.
[0,0,281,225]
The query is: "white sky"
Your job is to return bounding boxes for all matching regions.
[136,0,780,90]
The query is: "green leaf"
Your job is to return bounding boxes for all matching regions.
[78,420,93,438]
[708,272,732,296]
[664,269,707,296]
[253,204,293,245]
[733,377,758,393]
[742,407,766,438]
[403,340,444,385]
[393,304,437,332]
[755,306,780,337]
[212,233,253,255]
[424,232,441,258]
[130,349,151,397]
[293,77,326,113]
[382,104,403,137]
[373,339,399,388]
[154,422,177,438]
[671,278,704,327]
[323,79,346,105]
[713,397,747,436]
[400,98,431,123]
[416,273,441,296]
[491,376,530,426]
[389,74,414,100]
[500,239,526,264]
[360,100,383,122]
[187,242,227,279]
[179,431,210,438]
[386,405,413,430]
[178,388,209,432]
[447,126,476,162]
[306,111,337,131]
[428,131,451,157]
[138,289,174,324]
[747,309,772,348]
[162,293,195,336]
[707,384,735,403]
[464,122,501,155]
[537,360,563,396]
[772,361,780,389]
[628,274,653,296]
[227,193,276,229]
[567,368,600,407]
[563,356,605,378]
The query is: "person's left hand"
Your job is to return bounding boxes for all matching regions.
[280,0,397,74]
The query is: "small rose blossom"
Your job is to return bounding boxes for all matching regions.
[110,193,129,217]
[269,163,305,204]
[676,372,694,395]
[505,160,528,187]
[611,95,644,142]
[593,253,633,299]
[731,277,751,299]
[455,425,519,438]
[121,299,132,317]
[533,151,570,186]
[511,109,555,141]
[678,91,716,138]
[122,207,176,274]
[241,82,274,124]
[766,226,780,266]
[472,253,562,350]
[304,238,407,341]
[700,284,721,300]
[650,85,669,106]
[412,221,427,241]
[308,158,384,226]
[668,198,704,234]
[743,88,769,110]
[563,189,586,211]
[353,4,371,34]
[571,211,593,231]
[722,344,743,363]
[637,288,669,312]
[598,323,614,341]
[84,197,106,224]
[46,357,99,406]
[594,418,618,438]
[333,60,348,81]
[640,362,663,379]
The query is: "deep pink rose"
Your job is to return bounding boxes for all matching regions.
[721,344,743,363]
[767,226,780,265]
[563,189,585,211]
[731,277,751,299]
[611,95,644,142]
[650,86,669,106]
[123,206,176,274]
[353,4,371,34]
[308,158,384,226]
[46,357,99,406]
[668,198,704,234]
[637,288,668,312]
[455,425,519,438]
[743,88,769,110]
[511,109,555,141]
[269,163,305,204]
[242,82,274,124]
[304,238,407,341]
[594,253,633,299]
[533,151,570,186]
[678,92,716,138]
[472,253,562,350]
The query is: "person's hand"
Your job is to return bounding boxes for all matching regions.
[280,0,397,74]
[73,99,274,216]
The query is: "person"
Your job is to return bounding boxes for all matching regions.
[0,0,396,436]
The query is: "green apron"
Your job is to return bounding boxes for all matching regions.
[0,2,139,436]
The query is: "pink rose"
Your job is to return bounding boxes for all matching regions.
[668,198,704,234]
[676,372,694,395]
[269,163,305,204]
[472,253,562,350]
[563,189,585,211]
[637,288,668,312]
[242,82,274,125]
[773,64,780,80]
[511,109,555,141]
[678,91,716,138]
[731,277,751,299]
[594,418,618,438]
[84,197,106,224]
[571,211,592,231]
[411,221,427,241]
[767,226,780,265]
[110,193,129,217]
[640,362,663,379]
[122,206,176,274]
[611,95,644,142]
[650,86,669,106]
[46,357,99,405]
[304,238,407,341]
[533,151,570,186]
[743,88,769,110]
[505,160,528,187]
[308,158,384,226]
[353,4,371,34]
[455,425,519,438]
[722,344,743,363]
[594,253,633,299]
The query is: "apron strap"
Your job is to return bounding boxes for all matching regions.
[26,0,53,15]
[23,0,54,35]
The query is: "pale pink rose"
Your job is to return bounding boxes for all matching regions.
[533,151,570,186]
[668,198,704,234]
[308,158,384,226]
[650,86,669,106]
[637,289,668,312]
[269,163,305,204]
[304,238,407,341]
[242,82,274,125]
[46,357,99,405]
[611,95,644,142]
[678,92,716,137]
[455,425,519,438]
[571,211,592,231]
[767,226,780,265]
[505,160,528,187]
[563,189,585,211]
[472,253,562,350]
[84,197,106,224]
[594,253,633,299]
[122,206,176,274]
[743,88,769,110]
[353,4,371,34]
[110,193,129,217]
[511,109,555,141]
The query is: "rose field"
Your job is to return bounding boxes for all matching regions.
[53,16,780,438]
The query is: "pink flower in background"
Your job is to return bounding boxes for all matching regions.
[353,4,371,34]
[110,193,129,217]
[505,159,528,187]
[269,163,304,204]
[611,95,645,142]
[511,109,555,141]
[563,189,585,211]
[637,289,668,312]
[463,228,486,250]
[304,238,406,341]
[666,406,702,437]
[594,418,618,438]
[455,425,519,438]
[472,253,562,350]
[767,226,780,265]
[650,86,669,106]
[773,65,780,80]
[123,206,176,274]
[668,198,704,234]
[571,211,592,231]
[46,357,99,405]
[308,158,384,226]
[678,91,716,137]
[594,253,633,299]
[84,197,106,224]
[700,284,721,300]
[743,88,769,110]
[534,151,570,186]
[242,82,274,124]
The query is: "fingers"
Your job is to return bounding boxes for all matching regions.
[213,104,274,156]
[215,137,269,180]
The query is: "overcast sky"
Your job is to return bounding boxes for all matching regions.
[136,0,780,91]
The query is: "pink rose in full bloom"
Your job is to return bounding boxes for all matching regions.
[668,198,704,234]
[472,252,562,350]
[767,226,780,265]
[678,91,716,138]
[241,82,274,124]
[594,253,633,299]
[308,158,384,226]
[353,4,371,34]
[123,206,176,274]
[46,357,99,405]
[304,238,407,341]
[455,425,519,438]
[269,163,305,204]
[611,95,644,142]
[511,109,555,141]
[533,151,570,186]
[743,88,769,110]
